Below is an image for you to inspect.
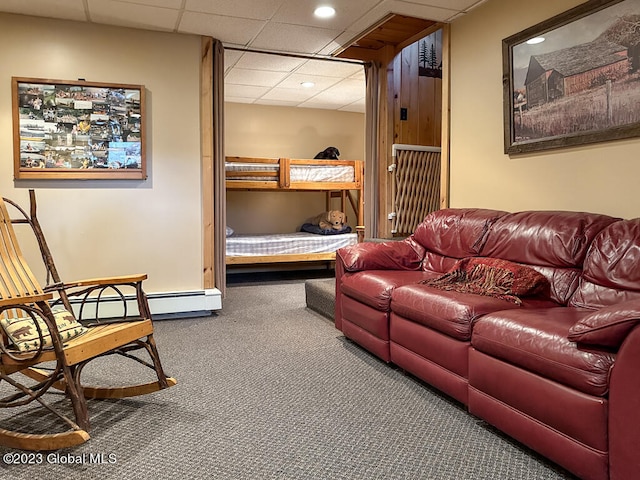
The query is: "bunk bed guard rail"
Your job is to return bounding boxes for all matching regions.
[389,144,442,236]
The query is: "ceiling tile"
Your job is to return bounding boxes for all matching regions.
[224,68,289,87]
[117,0,183,8]
[225,96,256,104]
[88,0,179,30]
[296,59,363,78]
[297,100,344,110]
[260,87,318,103]
[339,100,366,113]
[178,12,266,45]
[225,84,271,99]
[249,22,342,54]
[254,98,300,107]
[277,73,341,90]
[342,8,391,39]
[224,50,244,73]
[319,39,353,56]
[383,0,456,22]
[0,0,87,21]
[234,52,306,72]
[320,30,366,55]
[301,78,365,106]
[185,0,285,21]
[399,0,480,11]
[272,0,382,30]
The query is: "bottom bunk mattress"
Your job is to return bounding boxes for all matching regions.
[226,232,357,259]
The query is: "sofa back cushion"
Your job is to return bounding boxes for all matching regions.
[481,211,619,304]
[569,219,640,309]
[413,208,507,273]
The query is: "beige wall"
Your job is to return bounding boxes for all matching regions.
[0,14,203,293]
[225,103,365,234]
[450,0,640,219]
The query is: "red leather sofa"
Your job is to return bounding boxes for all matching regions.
[334,208,640,480]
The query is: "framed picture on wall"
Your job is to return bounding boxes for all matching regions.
[502,0,640,154]
[12,77,146,179]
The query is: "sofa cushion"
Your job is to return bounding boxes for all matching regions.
[390,284,558,341]
[421,251,460,274]
[472,308,616,397]
[478,211,619,306]
[481,211,619,268]
[420,257,549,305]
[570,219,640,309]
[340,270,438,311]
[531,266,582,306]
[568,299,640,348]
[337,238,425,272]
[412,208,507,258]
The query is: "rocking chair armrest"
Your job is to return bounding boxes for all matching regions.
[52,274,148,289]
[0,292,54,309]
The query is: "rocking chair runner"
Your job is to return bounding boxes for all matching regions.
[0,190,176,451]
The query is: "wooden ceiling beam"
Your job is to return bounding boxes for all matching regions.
[336,14,441,61]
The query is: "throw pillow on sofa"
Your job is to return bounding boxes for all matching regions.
[420,257,549,304]
[568,299,640,348]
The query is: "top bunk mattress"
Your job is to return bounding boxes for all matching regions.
[225,162,355,183]
[226,231,357,257]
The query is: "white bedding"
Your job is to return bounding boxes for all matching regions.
[226,232,357,257]
[225,162,355,183]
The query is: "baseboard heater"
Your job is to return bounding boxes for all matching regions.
[65,288,223,320]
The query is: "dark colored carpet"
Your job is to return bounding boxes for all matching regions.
[0,280,576,479]
[304,278,335,319]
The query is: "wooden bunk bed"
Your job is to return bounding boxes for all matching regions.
[225,156,364,265]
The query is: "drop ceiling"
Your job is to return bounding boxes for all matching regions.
[0,0,487,111]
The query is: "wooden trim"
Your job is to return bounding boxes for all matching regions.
[380,45,396,238]
[201,37,215,290]
[395,23,446,54]
[440,24,451,209]
[280,157,291,188]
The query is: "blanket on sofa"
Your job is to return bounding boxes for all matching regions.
[420,257,549,305]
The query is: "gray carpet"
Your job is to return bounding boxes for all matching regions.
[304,278,336,319]
[0,280,576,480]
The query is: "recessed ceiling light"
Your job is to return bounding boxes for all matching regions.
[301,81,315,88]
[526,37,545,45]
[314,6,336,18]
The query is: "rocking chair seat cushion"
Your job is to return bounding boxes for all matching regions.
[1,309,88,352]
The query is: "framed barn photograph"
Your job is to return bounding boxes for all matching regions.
[502,0,640,154]
[12,77,146,179]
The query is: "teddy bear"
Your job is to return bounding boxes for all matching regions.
[309,210,347,230]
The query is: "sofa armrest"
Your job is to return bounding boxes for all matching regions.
[336,237,425,272]
[609,324,640,480]
[567,299,640,348]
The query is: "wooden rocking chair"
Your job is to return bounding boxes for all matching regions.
[0,190,176,451]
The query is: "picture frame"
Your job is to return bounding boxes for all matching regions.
[502,0,640,154]
[12,77,146,180]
